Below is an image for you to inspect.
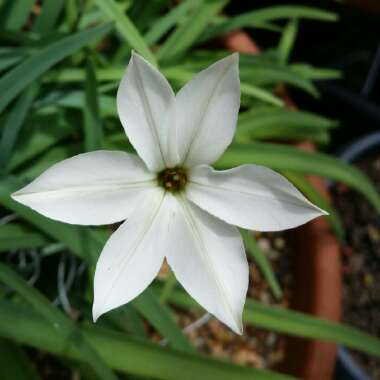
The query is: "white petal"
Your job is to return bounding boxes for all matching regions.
[11,151,156,225]
[117,51,175,171]
[166,196,248,334]
[175,53,240,168]
[187,164,327,232]
[93,189,169,320]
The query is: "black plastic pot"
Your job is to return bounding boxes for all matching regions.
[333,131,380,380]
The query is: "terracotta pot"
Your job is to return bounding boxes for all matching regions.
[222,31,342,380]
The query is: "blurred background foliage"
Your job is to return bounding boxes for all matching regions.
[0,1,380,379]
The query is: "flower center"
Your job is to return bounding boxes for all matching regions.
[157,167,188,193]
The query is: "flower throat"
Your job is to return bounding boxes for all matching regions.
[157,167,188,193]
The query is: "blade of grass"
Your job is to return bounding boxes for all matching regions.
[0,264,118,380]
[240,230,282,299]
[290,63,341,80]
[163,287,380,358]
[240,83,284,106]
[0,22,113,113]
[0,338,41,380]
[0,84,38,170]
[144,0,201,45]
[32,0,65,34]
[0,0,35,31]
[92,0,156,65]
[240,65,319,97]
[159,270,178,304]
[235,107,337,143]
[0,300,295,380]
[283,171,344,240]
[278,18,298,64]
[0,223,49,252]
[133,289,194,352]
[216,142,380,212]
[8,121,74,173]
[199,5,338,43]
[237,107,338,134]
[84,57,104,151]
[157,0,227,62]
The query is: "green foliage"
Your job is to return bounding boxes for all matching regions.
[0,1,379,379]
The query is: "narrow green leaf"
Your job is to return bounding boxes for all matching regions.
[0,301,295,380]
[240,230,282,299]
[159,270,178,304]
[290,63,342,80]
[0,22,113,113]
[240,83,284,107]
[84,57,104,151]
[0,264,118,380]
[282,171,344,240]
[278,18,298,64]
[0,0,35,31]
[92,0,157,66]
[0,84,38,169]
[217,142,380,212]
[0,338,41,380]
[240,65,318,97]
[235,107,337,143]
[134,290,194,352]
[200,5,338,42]
[0,47,28,71]
[163,287,380,359]
[158,0,227,62]
[0,223,49,252]
[32,0,65,34]
[144,0,201,45]
[107,306,147,337]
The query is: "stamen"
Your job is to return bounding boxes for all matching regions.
[157,167,188,193]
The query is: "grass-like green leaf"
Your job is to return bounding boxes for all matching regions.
[235,107,337,143]
[290,63,342,80]
[84,57,104,151]
[199,5,338,43]
[282,171,344,240]
[163,287,380,358]
[0,84,38,170]
[0,264,118,380]
[0,0,35,31]
[92,0,157,65]
[0,300,295,380]
[0,223,49,252]
[0,22,112,113]
[241,230,282,299]
[157,0,227,62]
[144,0,202,45]
[278,18,298,64]
[32,0,65,34]
[133,289,194,352]
[0,338,41,380]
[217,142,380,212]
[240,83,284,107]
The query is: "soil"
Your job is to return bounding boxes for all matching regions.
[155,232,292,370]
[332,152,380,379]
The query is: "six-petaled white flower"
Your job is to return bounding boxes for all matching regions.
[12,52,326,334]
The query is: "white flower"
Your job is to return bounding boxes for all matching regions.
[12,52,326,334]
